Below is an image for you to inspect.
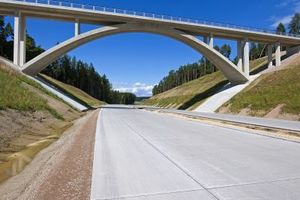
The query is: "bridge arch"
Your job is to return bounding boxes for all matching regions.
[22,23,249,84]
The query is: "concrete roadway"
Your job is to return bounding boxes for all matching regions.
[91,107,300,200]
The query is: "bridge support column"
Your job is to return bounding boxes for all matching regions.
[237,40,243,71]
[75,18,81,36]
[208,34,214,48]
[242,39,250,77]
[275,43,281,67]
[14,11,26,66]
[268,44,273,68]
[203,34,213,48]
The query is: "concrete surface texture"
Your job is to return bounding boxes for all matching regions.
[162,109,300,132]
[91,107,300,200]
[31,76,88,111]
[195,74,260,113]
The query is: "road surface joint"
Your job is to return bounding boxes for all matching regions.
[120,118,221,200]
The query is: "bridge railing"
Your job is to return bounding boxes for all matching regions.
[12,0,300,38]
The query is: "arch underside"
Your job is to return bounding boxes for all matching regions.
[22,23,249,84]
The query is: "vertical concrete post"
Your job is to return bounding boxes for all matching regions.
[208,33,214,48]
[275,43,281,67]
[237,40,243,71]
[243,39,250,77]
[268,44,273,68]
[75,18,80,36]
[13,11,26,66]
[13,12,21,66]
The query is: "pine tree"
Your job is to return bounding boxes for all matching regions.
[289,13,300,35]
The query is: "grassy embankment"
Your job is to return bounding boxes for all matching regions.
[144,57,268,110]
[0,64,81,183]
[39,74,106,108]
[220,63,300,117]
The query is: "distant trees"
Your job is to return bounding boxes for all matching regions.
[42,55,136,104]
[0,16,13,60]
[289,13,300,35]
[152,44,232,95]
[276,23,286,34]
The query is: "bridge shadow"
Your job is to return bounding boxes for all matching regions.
[178,80,229,110]
[250,54,289,75]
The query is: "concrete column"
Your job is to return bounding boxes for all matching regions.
[267,44,273,68]
[13,11,26,66]
[242,39,250,77]
[237,40,243,71]
[208,33,214,48]
[275,43,281,67]
[75,18,80,36]
[19,16,26,66]
[13,12,21,66]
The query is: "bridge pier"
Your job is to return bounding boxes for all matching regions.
[237,41,243,71]
[75,18,81,36]
[242,39,250,77]
[203,34,214,48]
[14,11,26,66]
[268,44,273,68]
[275,43,281,67]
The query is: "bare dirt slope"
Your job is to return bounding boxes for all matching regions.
[0,62,82,183]
[0,110,98,200]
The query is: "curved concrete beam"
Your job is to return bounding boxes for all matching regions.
[22,23,249,83]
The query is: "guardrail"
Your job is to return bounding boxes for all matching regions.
[11,0,300,38]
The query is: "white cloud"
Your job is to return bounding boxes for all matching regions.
[271,15,293,28]
[114,82,154,97]
[270,0,300,28]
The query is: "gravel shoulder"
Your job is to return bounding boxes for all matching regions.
[0,109,99,200]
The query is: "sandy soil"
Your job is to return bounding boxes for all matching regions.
[0,109,99,200]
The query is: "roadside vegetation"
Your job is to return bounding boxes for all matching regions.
[145,53,269,110]
[39,74,106,108]
[221,63,300,117]
[0,65,62,118]
[0,63,81,183]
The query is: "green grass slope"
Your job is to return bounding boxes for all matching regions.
[0,65,61,118]
[39,74,106,108]
[144,71,227,110]
[220,63,300,117]
[144,57,268,110]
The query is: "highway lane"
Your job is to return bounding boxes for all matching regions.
[91,107,300,200]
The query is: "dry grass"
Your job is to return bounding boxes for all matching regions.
[39,74,105,108]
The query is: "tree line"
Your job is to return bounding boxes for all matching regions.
[0,16,136,105]
[152,44,232,95]
[153,13,300,96]
[42,55,136,104]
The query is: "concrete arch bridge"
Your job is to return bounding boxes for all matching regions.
[1,0,300,84]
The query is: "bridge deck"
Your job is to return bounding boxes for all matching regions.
[1,0,300,45]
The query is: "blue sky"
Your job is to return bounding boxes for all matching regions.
[6,0,300,96]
